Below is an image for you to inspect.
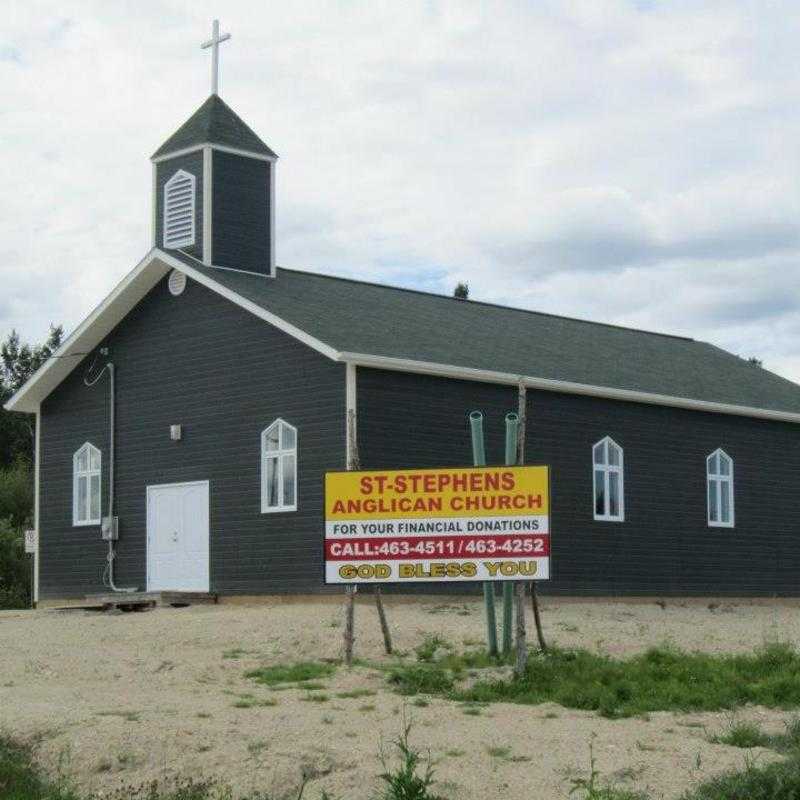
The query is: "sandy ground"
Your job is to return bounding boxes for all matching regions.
[1,597,799,800]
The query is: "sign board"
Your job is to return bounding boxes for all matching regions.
[24,529,37,554]
[324,465,550,584]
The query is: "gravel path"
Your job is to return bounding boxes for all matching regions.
[1,598,798,799]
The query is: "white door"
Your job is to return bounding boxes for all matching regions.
[146,481,209,592]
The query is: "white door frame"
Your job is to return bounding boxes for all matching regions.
[146,479,210,592]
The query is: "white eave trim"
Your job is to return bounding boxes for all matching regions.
[151,143,277,164]
[154,251,339,361]
[6,246,800,426]
[337,351,800,425]
[3,248,335,414]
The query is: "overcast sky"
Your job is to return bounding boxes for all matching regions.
[3,1,800,381]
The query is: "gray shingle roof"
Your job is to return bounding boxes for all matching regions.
[152,94,277,159]
[169,253,800,416]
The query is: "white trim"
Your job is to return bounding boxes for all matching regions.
[155,252,340,360]
[203,146,213,265]
[204,263,270,278]
[4,250,168,413]
[3,249,338,413]
[163,170,196,250]
[145,479,210,592]
[151,163,157,248]
[707,448,735,528]
[345,362,357,467]
[33,405,40,605]
[338,351,800,425]
[592,437,625,522]
[152,143,277,164]
[260,419,298,513]
[72,442,102,527]
[7,247,800,426]
[269,160,276,277]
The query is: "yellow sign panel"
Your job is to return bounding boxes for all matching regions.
[325,465,549,520]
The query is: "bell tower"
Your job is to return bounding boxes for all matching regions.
[150,21,278,276]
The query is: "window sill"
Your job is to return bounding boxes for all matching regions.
[708,521,735,528]
[594,516,625,523]
[261,506,298,515]
[73,520,101,528]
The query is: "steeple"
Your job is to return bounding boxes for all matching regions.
[151,95,277,161]
[150,22,277,276]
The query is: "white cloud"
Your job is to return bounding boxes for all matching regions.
[2,0,800,382]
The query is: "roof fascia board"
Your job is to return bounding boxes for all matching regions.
[4,249,339,414]
[4,250,170,413]
[339,351,800,425]
[153,251,339,361]
[152,143,277,164]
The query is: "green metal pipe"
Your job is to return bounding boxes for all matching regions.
[470,410,497,656]
[469,411,486,467]
[501,411,518,655]
[504,412,519,467]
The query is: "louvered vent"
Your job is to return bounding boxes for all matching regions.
[163,170,196,249]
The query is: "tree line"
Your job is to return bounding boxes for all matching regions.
[0,325,63,607]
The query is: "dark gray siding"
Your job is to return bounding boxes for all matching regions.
[39,276,344,598]
[212,151,270,275]
[357,367,800,597]
[155,151,204,261]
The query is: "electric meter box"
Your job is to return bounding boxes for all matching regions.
[101,516,119,541]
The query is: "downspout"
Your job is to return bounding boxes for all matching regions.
[85,359,137,593]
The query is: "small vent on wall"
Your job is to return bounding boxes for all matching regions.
[168,269,187,296]
[163,170,196,249]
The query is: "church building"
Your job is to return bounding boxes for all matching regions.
[8,36,800,604]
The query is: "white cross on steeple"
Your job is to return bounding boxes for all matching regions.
[201,19,231,96]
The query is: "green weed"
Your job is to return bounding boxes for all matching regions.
[335,689,376,699]
[387,665,454,696]
[461,643,800,718]
[414,635,451,663]
[245,661,336,686]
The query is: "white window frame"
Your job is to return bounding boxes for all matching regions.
[707,448,734,528]
[261,419,298,513]
[163,169,196,250]
[592,436,625,522]
[73,442,101,527]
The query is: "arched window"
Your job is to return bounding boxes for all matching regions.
[261,419,297,513]
[707,449,734,527]
[73,442,101,526]
[593,437,624,521]
[163,169,196,250]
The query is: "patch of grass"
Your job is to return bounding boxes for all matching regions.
[460,643,800,718]
[301,693,330,703]
[246,740,268,757]
[300,682,328,691]
[411,698,429,708]
[245,661,336,686]
[387,665,454,696]
[444,749,465,758]
[712,717,800,754]
[222,648,248,660]
[682,756,800,800]
[231,693,278,709]
[415,634,452,663]
[335,688,376,699]
[711,721,771,749]
[486,745,512,759]
[96,710,141,722]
